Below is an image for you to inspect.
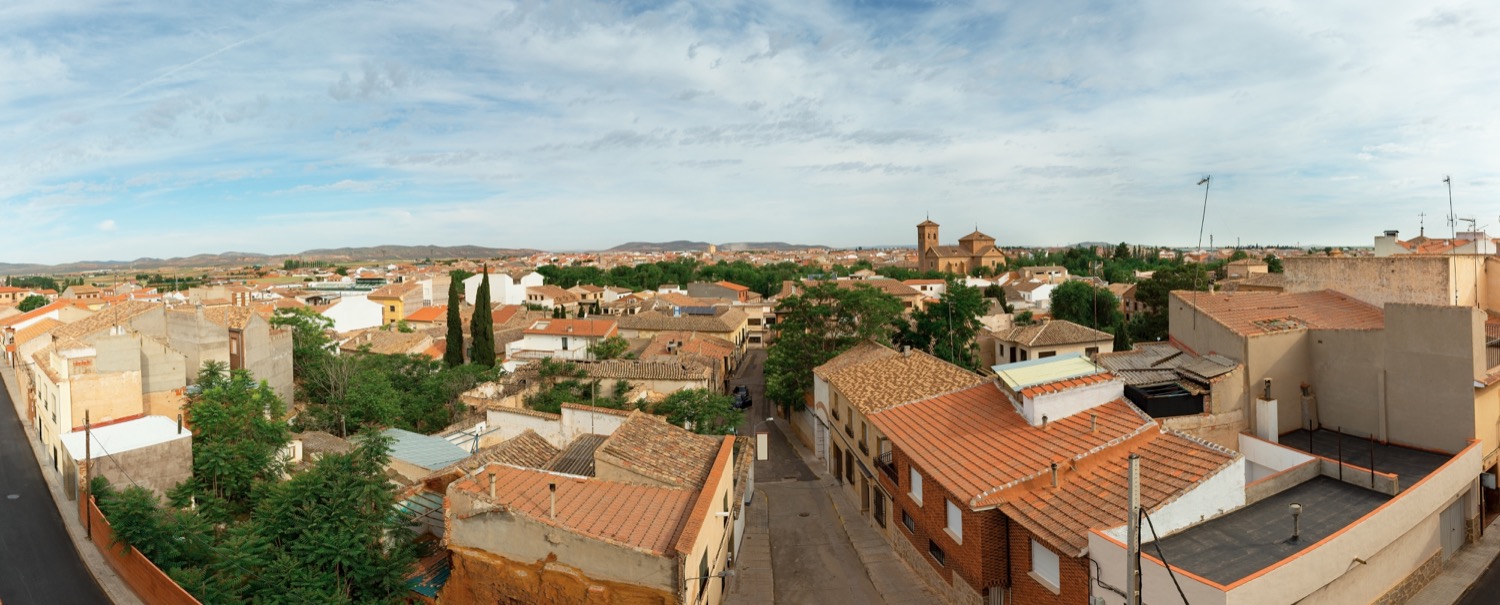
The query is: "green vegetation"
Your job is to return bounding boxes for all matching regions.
[280,258,334,271]
[1128,263,1212,343]
[895,282,987,371]
[5,275,60,291]
[654,389,743,435]
[1048,281,1123,331]
[765,281,904,412]
[524,359,634,414]
[17,294,48,312]
[537,259,824,298]
[1265,253,1284,273]
[176,366,292,520]
[94,425,418,605]
[588,335,631,360]
[295,352,500,437]
[444,279,464,367]
[470,270,494,366]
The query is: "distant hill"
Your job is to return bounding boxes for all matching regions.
[606,241,826,253]
[0,245,539,276]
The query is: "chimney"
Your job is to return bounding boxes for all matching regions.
[488,471,496,498]
[1049,462,1059,488]
[1090,413,1097,433]
[176,414,183,434]
[1263,378,1273,400]
[1384,230,1399,237]
[549,483,557,519]
[1041,415,1049,430]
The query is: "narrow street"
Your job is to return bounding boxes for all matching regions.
[729,349,885,605]
[0,374,112,605]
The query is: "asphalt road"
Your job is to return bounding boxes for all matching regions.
[1458,554,1500,605]
[0,377,112,605]
[730,350,884,605]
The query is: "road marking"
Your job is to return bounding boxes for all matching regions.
[6,494,18,500]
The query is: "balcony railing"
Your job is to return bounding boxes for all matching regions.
[844,424,854,438]
[858,440,869,455]
[876,450,898,482]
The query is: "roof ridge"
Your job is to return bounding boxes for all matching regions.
[968,402,1157,509]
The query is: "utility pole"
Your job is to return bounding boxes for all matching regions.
[1126,453,1141,605]
[84,410,92,539]
[1445,176,1457,305]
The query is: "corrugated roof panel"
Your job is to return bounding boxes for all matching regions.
[383,428,470,471]
[993,354,1103,390]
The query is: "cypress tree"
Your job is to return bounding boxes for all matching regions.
[444,275,464,366]
[1113,320,1133,353]
[470,269,495,366]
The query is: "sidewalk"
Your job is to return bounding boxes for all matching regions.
[1,365,143,605]
[723,489,774,604]
[1407,516,1500,605]
[776,418,943,605]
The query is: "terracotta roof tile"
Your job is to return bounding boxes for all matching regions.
[869,383,1152,506]
[616,308,747,334]
[1000,430,1238,556]
[405,306,447,323]
[1018,372,1117,399]
[52,301,160,340]
[824,347,984,414]
[595,411,723,489]
[1173,289,1384,336]
[523,318,618,338]
[444,430,561,473]
[996,319,1112,347]
[576,359,712,382]
[454,464,694,555]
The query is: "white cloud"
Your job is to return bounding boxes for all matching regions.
[97,218,116,231]
[1,1,1499,263]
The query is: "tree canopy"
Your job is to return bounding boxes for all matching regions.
[17,294,48,312]
[470,271,495,366]
[765,281,904,411]
[444,280,464,367]
[1049,281,1123,331]
[180,367,292,520]
[895,282,987,371]
[653,389,743,435]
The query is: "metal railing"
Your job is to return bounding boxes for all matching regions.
[875,450,898,481]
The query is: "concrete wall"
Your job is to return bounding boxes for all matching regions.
[1282,256,1458,307]
[1309,329,1385,438]
[1384,304,1482,454]
[485,406,626,449]
[241,318,293,405]
[441,546,675,605]
[72,433,192,500]
[447,490,677,591]
[163,311,229,379]
[1023,380,1124,426]
[136,336,187,397]
[1102,457,1245,543]
[677,441,736,605]
[321,294,382,333]
[70,370,144,429]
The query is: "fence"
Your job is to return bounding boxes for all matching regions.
[80,496,202,605]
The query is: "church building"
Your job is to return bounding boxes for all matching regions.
[917,218,1006,274]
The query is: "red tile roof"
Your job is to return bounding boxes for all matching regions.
[454,465,694,555]
[492,304,522,326]
[1000,430,1238,556]
[714,280,750,292]
[405,306,446,323]
[1173,289,1385,336]
[595,411,725,489]
[1018,372,1118,399]
[870,382,1152,507]
[821,345,985,414]
[523,318,618,338]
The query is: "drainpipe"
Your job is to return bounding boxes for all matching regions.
[1377,369,1389,443]
[1003,515,1012,589]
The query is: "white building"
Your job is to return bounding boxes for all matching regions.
[463,270,544,306]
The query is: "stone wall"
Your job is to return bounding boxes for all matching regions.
[1373,550,1442,605]
[440,546,676,605]
[1283,256,1459,307]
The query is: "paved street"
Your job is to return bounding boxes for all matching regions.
[0,375,112,605]
[726,349,905,605]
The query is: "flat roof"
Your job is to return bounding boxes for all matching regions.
[60,415,191,461]
[1280,429,1449,490]
[992,354,1103,391]
[1146,477,1389,584]
[383,428,470,471]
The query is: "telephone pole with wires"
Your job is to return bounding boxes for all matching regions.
[1192,176,1212,330]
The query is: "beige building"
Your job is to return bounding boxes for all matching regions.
[59,415,192,501]
[992,319,1113,365]
[440,412,746,605]
[916,219,1005,275]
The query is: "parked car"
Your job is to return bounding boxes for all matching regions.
[733,385,752,409]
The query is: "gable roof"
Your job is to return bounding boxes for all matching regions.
[996,320,1112,347]
[823,346,985,414]
[869,382,1152,507]
[405,306,447,323]
[577,359,712,382]
[594,411,724,489]
[616,308,747,334]
[546,433,609,476]
[441,429,560,474]
[1173,289,1385,337]
[523,318,618,338]
[52,301,161,341]
[454,464,695,556]
[812,340,900,380]
[1000,430,1238,557]
[368,282,421,300]
[201,306,257,330]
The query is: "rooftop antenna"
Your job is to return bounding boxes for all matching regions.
[1445,176,1457,305]
[1193,176,1212,330]
[1419,212,1426,237]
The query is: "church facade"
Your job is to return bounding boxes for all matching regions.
[917,219,1006,274]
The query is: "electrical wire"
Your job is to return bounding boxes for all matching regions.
[1141,508,1191,605]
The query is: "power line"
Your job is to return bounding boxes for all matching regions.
[1141,508,1191,604]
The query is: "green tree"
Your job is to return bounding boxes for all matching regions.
[589,335,630,360]
[1264,253,1284,273]
[655,389,744,435]
[1014,310,1035,326]
[182,366,292,519]
[17,294,48,312]
[764,282,904,412]
[1048,281,1123,331]
[1113,242,1132,260]
[444,280,464,367]
[1228,249,1250,262]
[1113,320,1133,352]
[1129,263,1212,342]
[270,307,334,378]
[896,283,987,371]
[470,270,494,366]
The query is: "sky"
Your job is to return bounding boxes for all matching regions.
[3,1,1498,265]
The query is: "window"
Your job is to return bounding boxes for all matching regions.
[561,337,569,350]
[929,540,946,566]
[946,500,963,543]
[389,305,397,312]
[1020,350,1029,361]
[1038,351,1056,358]
[1085,346,1099,356]
[698,552,709,596]
[903,511,916,532]
[909,467,923,504]
[1030,539,1061,593]
[874,492,886,528]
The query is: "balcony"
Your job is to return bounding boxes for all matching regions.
[844,424,854,438]
[876,450,898,482]
[858,440,869,456]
